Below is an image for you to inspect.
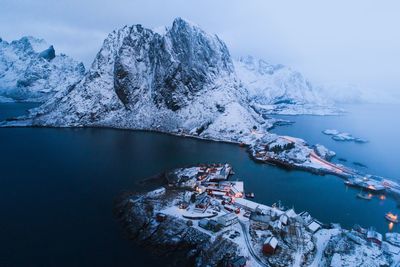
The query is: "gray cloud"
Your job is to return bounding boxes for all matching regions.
[1,0,400,97]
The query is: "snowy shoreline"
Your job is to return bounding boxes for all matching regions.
[115,165,400,266]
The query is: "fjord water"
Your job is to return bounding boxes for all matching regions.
[0,103,399,266]
[271,104,400,182]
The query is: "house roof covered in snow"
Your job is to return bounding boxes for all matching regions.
[367,230,383,241]
[307,221,321,233]
[285,208,297,218]
[264,236,278,249]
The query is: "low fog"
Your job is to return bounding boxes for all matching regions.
[1,0,399,103]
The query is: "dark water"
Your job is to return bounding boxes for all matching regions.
[0,103,399,267]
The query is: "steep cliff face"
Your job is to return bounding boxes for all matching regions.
[111,19,235,111]
[0,36,85,102]
[6,18,337,143]
[23,18,264,143]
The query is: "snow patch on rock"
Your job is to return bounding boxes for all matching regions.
[0,36,85,102]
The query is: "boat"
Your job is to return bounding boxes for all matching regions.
[385,212,399,223]
[357,191,372,200]
[344,180,357,187]
[245,192,255,198]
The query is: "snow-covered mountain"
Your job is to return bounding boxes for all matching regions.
[18,18,266,143]
[6,18,335,143]
[0,36,85,102]
[235,56,336,115]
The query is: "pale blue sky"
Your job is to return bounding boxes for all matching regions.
[1,0,399,97]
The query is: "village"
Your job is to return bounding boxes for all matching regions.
[250,134,400,207]
[136,163,400,266]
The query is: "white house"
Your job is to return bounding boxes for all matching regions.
[217,213,238,227]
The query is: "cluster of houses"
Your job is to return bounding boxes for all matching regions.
[156,164,400,266]
[233,197,322,255]
[198,213,239,232]
[166,164,327,262]
[352,224,400,254]
[196,164,232,182]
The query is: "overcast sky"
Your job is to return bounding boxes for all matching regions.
[1,0,399,98]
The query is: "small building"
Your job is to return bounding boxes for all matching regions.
[179,201,189,209]
[270,220,284,233]
[209,190,227,199]
[224,204,240,214]
[208,219,222,232]
[195,193,210,211]
[307,220,322,233]
[229,181,244,198]
[263,236,278,254]
[367,229,383,246]
[279,214,288,225]
[227,256,246,267]
[285,209,297,220]
[298,211,313,225]
[250,213,271,224]
[211,164,231,181]
[217,213,238,227]
[234,198,260,212]
[156,213,167,222]
[198,218,209,230]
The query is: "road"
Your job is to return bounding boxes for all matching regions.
[309,151,354,175]
[239,220,269,267]
[281,135,355,176]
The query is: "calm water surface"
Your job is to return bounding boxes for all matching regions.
[0,102,399,267]
[271,104,400,182]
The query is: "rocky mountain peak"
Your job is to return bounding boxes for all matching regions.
[109,18,235,111]
[38,45,56,61]
[9,18,334,139]
[0,36,85,102]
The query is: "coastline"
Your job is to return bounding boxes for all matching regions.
[115,164,400,266]
[3,118,400,205]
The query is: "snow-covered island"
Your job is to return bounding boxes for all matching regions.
[322,129,368,143]
[115,164,400,266]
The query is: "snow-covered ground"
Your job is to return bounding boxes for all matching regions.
[124,164,400,266]
[0,36,85,102]
[322,129,368,143]
[235,56,338,116]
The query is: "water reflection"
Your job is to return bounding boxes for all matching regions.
[389,222,394,231]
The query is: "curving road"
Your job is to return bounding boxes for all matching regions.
[239,220,269,267]
[281,135,355,176]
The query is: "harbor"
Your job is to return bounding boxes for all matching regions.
[117,163,400,266]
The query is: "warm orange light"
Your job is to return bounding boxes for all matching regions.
[380,195,386,200]
[235,193,243,198]
[389,222,394,231]
[387,213,398,220]
[368,193,373,198]
[368,185,375,190]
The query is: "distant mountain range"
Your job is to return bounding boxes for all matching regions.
[0,36,85,102]
[3,18,335,143]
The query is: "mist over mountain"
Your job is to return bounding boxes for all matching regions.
[4,18,339,143]
[0,36,85,102]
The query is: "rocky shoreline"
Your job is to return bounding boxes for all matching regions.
[115,164,400,267]
[115,188,240,267]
